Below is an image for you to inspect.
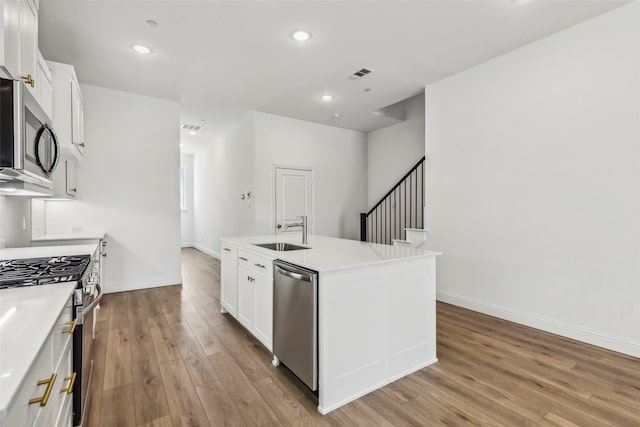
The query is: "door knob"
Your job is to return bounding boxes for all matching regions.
[277,224,282,229]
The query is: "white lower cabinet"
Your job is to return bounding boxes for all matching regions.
[221,244,274,352]
[3,296,74,427]
[220,246,238,316]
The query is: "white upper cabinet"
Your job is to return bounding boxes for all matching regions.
[47,60,85,159]
[0,1,21,79]
[36,49,52,120]
[1,0,37,88]
[18,0,37,96]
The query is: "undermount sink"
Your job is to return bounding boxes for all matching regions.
[253,242,310,251]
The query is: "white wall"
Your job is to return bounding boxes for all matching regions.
[254,112,367,240]
[45,84,182,293]
[367,93,425,207]
[425,2,640,357]
[180,153,195,246]
[192,114,256,257]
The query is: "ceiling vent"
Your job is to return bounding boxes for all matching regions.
[347,68,373,80]
[181,124,202,132]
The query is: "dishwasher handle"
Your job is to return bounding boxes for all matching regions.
[275,265,313,282]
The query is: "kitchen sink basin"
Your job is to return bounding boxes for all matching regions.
[253,242,310,251]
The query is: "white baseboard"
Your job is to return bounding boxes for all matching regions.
[181,243,195,248]
[104,275,183,294]
[436,290,640,358]
[192,244,220,260]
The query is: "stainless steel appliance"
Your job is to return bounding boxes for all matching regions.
[273,260,318,391]
[0,254,102,426]
[0,77,59,195]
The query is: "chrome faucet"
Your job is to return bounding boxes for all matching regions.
[284,215,308,244]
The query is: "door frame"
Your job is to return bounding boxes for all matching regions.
[272,164,316,235]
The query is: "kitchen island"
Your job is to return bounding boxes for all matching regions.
[220,234,441,414]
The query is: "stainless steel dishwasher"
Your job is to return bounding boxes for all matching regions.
[272,260,318,391]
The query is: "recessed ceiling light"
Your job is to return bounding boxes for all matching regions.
[189,131,197,135]
[291,30,311,42]
[146,19,158,28]
[364,88,372,92]
[332,113,342,119]
[321,94,334,102]
[179,143,184,147]
[132,44,152,54]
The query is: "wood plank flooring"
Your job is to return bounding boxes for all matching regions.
[89,248,640,426]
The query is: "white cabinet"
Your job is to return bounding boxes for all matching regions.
[47,60,85,159]
[0,0,37,90]
[223,248,274,351]
[36,50,53,120]
[237,265,256,330]
[0,0,21,79]
[220,246,238,316]
[3,296,74,427]
[51,156,78,199]
[18,0,37,97]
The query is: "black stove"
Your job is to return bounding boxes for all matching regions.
[0,255,91,289]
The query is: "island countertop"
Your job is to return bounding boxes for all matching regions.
[0,282,77,419]
[220,234,441,272]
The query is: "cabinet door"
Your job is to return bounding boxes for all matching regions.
[1,0,21,79]
[65,159,77,196]
[253,274,273,351]
[71,80,85,155]
[36,52,53,120]
[237,266,255,330]
[220,246,238,316]
[19,0,37,97]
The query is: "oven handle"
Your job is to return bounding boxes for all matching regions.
[84,283,103,314]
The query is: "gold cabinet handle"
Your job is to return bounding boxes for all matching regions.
[254,263,266,269]
[102,253,107,257]
[29,373,57,406]
[239,256,248,261]
[60,372,76,394]
[223,248,231,252]
[73,142,85,148]
[62,319,77,334]
[247,276,255,283]
[22,74,35,87]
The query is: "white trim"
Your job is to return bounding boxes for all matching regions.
[104,275,183,294]
[181,243,195,248]
[436,290,640,358]
[192,244,220,260]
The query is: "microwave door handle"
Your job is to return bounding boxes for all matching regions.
[49,127,60,174]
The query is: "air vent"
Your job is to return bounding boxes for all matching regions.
[181,124,202,132]
[347,68,373,80]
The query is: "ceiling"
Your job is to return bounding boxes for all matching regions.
[38,0,628,147]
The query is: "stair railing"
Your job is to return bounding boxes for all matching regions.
[360,156,425,244]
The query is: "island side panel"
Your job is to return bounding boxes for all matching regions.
[318,256,437,414]
[388,256,437,380]
[318,264,389,414]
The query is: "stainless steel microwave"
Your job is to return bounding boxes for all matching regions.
[0,77,59,194]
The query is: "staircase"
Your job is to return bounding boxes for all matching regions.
[360,157,426,245]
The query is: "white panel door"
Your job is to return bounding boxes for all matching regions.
[274,167,313,235]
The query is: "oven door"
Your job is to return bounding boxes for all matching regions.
[73,283,102,426]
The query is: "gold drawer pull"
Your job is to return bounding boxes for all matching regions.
[239,256,248,261]
[29,373,57,406]
[254,263,266,269]
[223,247,231,252]
[247,276,255,283]
[62,319,77,334]
[60,372,76,394]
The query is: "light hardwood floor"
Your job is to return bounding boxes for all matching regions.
[88,248,640,426]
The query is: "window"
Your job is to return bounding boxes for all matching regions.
[179,165,187,211]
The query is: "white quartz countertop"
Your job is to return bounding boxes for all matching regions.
[31,231,105,242]
[0,281,77,418]
[221,235,441,272]
[0,243,99,260]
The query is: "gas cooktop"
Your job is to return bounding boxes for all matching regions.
[0,255,91,289]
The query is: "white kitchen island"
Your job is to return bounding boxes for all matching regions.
[220,234,441,414]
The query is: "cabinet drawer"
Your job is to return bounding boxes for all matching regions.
[4,334,55,427]
[237,250,273,277]
[52,298,74,368]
